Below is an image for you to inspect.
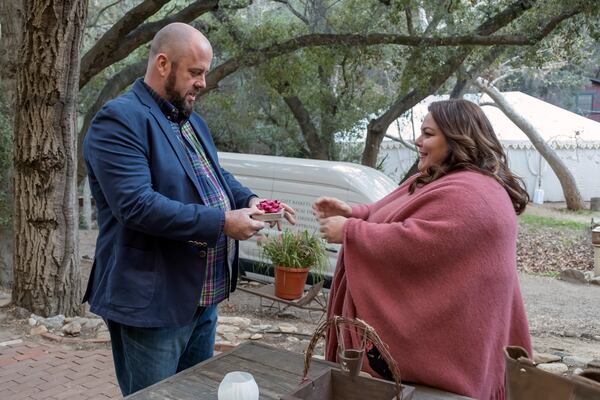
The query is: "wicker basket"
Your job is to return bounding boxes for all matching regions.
[281,316,414,400]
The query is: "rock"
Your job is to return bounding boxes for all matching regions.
[534,353,561,364]
[590,277,600,286]
[28,317,37,327]
[248,324,271,333]
[0,297,10,307]
[573,368,584,375]
[64,317,74,323]
[537,363,568,374]
[287,337,300,343]
[84,318,104,330]
[278,323,298,333]
[96,330,111,340]
[588,359,600,368]
[13,307,30,319]
[222,333,238,343]
[558,269,586,284]
[216,325,239,334]
[42,315,65,330]
[563,355,593,367]
[30,325,48,336]
[250,333,263,340]
[563,331,578,338]
[218,316,251,328]
[62,321,81,336]
[583,271,595,281]
[249,281,261,287]
[238,333,252,340]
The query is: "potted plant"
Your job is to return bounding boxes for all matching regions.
[259,229,328,300]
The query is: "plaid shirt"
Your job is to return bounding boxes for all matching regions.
[142,81,233,305]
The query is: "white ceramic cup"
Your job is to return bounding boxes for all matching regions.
[217,371,259,400]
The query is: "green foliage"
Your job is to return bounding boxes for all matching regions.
[518,214,588,230]
[259,229,328,278]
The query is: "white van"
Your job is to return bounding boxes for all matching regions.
[218,152,398,286]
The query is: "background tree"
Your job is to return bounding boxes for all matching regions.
[12,0,87,316]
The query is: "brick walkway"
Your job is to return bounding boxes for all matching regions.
[0,338,120,399]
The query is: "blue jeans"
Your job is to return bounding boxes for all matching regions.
[105,304,218,396]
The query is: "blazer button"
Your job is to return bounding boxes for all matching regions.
[198,250,207,258]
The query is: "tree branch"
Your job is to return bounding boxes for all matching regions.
[474,77,584,210]
[80,0,219,89]
[273,0,309,25]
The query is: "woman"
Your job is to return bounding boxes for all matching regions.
[314,99,531,400]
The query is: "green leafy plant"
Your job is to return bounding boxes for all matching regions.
[259,229,328,278]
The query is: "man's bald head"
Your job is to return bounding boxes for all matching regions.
[149,23,211,64]
[144,23,213,117]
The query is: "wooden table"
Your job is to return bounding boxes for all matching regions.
[127,342,472,400]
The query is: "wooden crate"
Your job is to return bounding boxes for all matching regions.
[280,368,415,400]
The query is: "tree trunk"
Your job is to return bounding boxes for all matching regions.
[13,0,87,316]
[474,77,585,211]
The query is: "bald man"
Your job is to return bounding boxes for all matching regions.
[83,23,295,395]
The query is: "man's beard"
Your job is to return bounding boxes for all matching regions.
[165,64,193,118]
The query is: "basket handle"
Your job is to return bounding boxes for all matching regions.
[302,316,404,400]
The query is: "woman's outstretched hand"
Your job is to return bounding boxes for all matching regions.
[312,197,352,218]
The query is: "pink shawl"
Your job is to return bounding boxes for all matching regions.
[325,170,531,400]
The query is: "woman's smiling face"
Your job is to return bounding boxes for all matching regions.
[415,112,449,173]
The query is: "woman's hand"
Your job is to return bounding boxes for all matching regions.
[313,197,352,218]
[319,216,347,244]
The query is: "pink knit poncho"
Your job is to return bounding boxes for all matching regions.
[325,170,532,400]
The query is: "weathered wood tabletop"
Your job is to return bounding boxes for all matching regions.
[126,341,472,400]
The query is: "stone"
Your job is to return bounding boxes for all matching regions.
[249,281,261,287]
[588,359,600,369]
[12,307,30,319]
[96,330,111,340]
[42,315,65,330]
[563,331,578,338]
[30,325,48,336]
[218,316,251,328]
[590,277,600,286]
[0,297,10,307]
[238,333,252,340]
[278,323,298,333]
[563,355,593,368]
[64,317,74,323]
[573,368,584,375]
[287,337,300,343]
[558,269,586,284]
[537,363,568,374]
[62,321,81,336]
[250,333,263,340]
[248,324,271,333]
[583,271,595,281]
[534,353,561,364]
[84,318,104,330]
[222,333,238,343]
[28,317,37,327]
[216,325,239,334]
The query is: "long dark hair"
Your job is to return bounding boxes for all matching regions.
[409,99,529,214]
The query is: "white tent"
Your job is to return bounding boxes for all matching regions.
[379,92,600,202]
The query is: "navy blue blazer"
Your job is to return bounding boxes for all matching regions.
[83,79,255,327]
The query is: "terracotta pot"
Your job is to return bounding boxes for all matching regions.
[274,265,310,300]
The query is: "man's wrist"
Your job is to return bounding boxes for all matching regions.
[248,196,260,208]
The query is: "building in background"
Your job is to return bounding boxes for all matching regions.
[576,78,600,123]
[379,92,600,202]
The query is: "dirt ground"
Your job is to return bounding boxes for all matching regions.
[2,202,599,362]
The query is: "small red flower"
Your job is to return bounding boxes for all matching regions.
[257,199,282,213]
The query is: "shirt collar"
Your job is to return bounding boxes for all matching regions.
[142,80,188,124]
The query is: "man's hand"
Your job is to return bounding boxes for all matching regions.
[313,197,352,218]
[248,197,296,230]
[319,216,347,244]
[224,208,266,240]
